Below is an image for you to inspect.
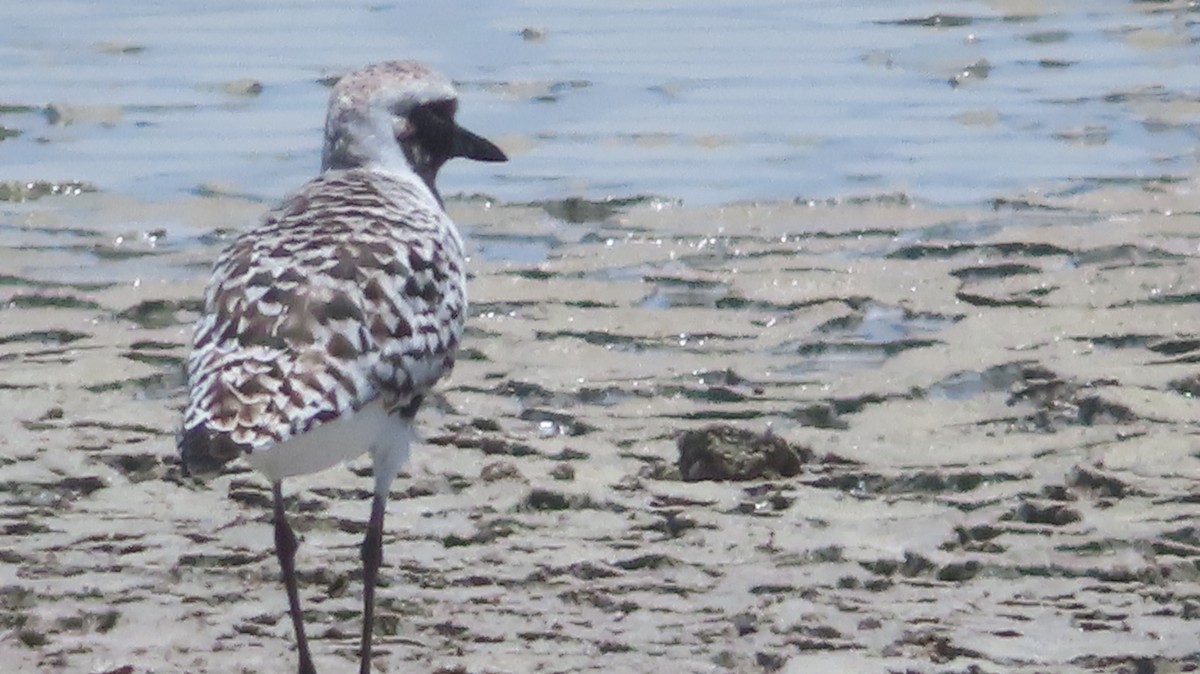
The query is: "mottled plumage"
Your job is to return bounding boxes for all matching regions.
[177,60,506,674]
[180,169,463,475]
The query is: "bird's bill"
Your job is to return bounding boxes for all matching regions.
[452,125,508,163]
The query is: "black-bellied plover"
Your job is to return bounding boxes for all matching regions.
[178,60,507,674]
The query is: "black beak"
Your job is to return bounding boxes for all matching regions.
[452,125,508,163]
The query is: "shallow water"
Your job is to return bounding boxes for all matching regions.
[1,0,1197,208]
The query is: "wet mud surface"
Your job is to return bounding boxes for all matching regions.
[2,182,1200,673]
[3,2,1199,671]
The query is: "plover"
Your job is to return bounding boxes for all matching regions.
[178,60,507,674]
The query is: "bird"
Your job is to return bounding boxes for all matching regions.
[177,60,507,674]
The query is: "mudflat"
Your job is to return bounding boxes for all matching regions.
[1,181,1198,673]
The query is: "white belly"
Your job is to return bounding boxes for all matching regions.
[244,399,413,483]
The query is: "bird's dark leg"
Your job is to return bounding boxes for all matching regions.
[273,481,316,674]
[360,400,417,674]
[359,491,386,674]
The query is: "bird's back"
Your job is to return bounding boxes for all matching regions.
[179,168,467,477]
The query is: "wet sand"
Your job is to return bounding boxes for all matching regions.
[2,179,1199,673]
[3,2,1200,671]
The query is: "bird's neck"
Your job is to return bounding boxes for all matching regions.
[322,111,401,170]
[321,114,443,206]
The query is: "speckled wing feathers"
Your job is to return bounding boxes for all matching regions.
[180,168,465,468]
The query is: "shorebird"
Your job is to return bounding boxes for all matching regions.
[178,60,507,674]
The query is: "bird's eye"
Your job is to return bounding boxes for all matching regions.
[410,103,455,154]
[427,99,457,121]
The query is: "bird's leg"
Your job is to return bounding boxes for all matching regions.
[359,491,386,674]
[273,481,316,674]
